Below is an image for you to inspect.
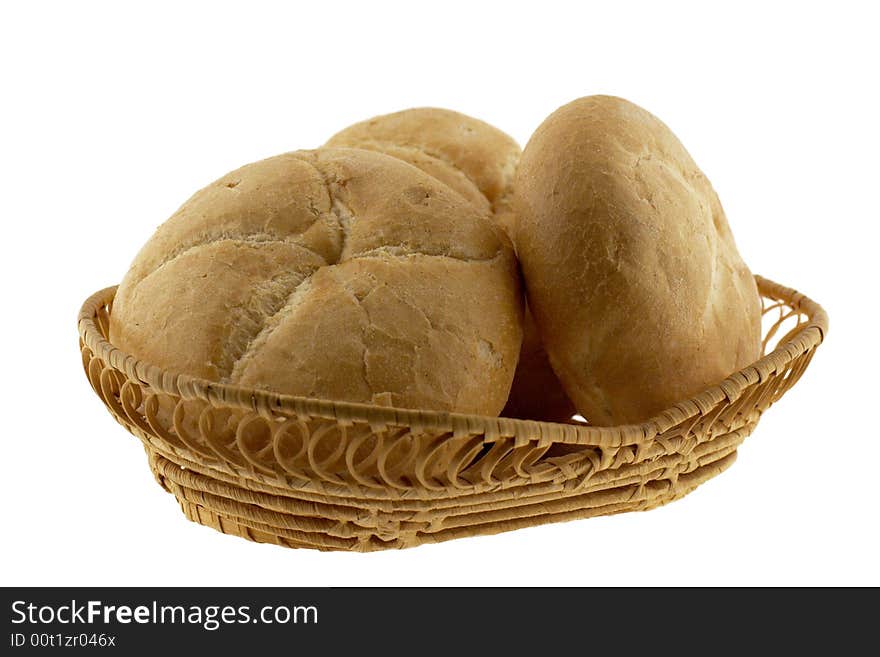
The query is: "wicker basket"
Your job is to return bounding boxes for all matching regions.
[78,275,826,551]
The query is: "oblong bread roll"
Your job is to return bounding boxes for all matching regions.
[514,95,762,425]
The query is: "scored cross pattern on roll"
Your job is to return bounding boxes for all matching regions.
[110,148,523,416]
[83,95,825,552]
[327,108,576,422]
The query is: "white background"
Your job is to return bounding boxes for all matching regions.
[2,1,877,586]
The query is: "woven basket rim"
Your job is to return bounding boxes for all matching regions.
[77,274,827,448]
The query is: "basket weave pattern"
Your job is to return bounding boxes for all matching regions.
[78,276,826,551]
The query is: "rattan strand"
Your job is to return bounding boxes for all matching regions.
[78,275,826,550]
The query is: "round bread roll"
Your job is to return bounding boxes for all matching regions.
[110,147,523,416]
[514,95,762,425]
[328,107,575,422]
[326,107,519,225]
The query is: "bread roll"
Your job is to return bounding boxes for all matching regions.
[326,107,519,224]
[110,147,523,416]
[514,95,762,425]
[328,107,575,421]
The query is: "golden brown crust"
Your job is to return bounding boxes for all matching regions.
[329,108,574,421]
[515,95,762,425]
[111,147,523,416]
[327,107,520,215]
